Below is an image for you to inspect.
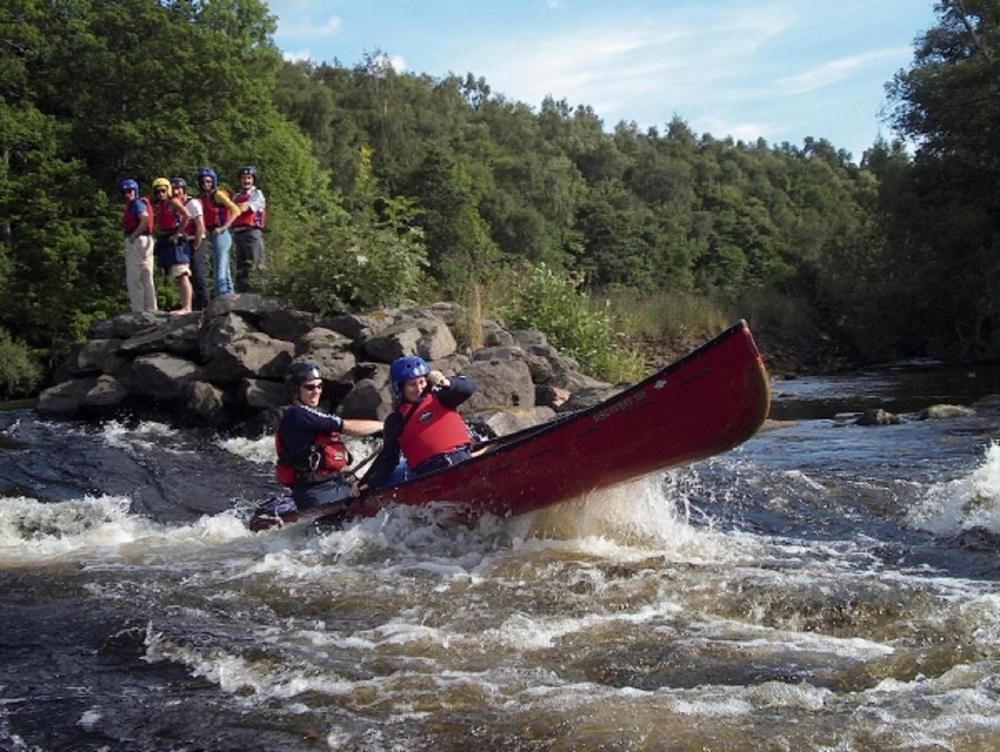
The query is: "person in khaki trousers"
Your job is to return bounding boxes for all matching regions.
[119,178,157,312]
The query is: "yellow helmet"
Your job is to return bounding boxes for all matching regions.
[151,177,171,191]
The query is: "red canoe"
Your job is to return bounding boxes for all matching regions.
[250,320,770,531]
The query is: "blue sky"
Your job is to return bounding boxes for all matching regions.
[272,0,938,162]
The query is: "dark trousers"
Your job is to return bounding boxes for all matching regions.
[411,446,472,478]
[292,476,354,510]
[234,228,264,292]
[190,242,210,310]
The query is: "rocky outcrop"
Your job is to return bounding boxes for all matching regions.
[37,294,616,437]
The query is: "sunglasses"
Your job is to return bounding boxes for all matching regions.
[300,383,323,392]
[154,188,168,194]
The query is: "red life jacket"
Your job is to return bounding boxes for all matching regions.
[181,197,200,237]
[232,188,266,229]
[201,188,231,229]
[155,197,182,234]
[122,196,154,235]
[274,429,350,487]
[398,393,471,468]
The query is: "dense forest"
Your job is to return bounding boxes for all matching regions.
[1,0,998,396]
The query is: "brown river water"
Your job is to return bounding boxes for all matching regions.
[1,361,1000,751]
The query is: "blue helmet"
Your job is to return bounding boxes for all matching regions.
[119,178,139,194]
[196,167,218,186]
[390,355,430,399]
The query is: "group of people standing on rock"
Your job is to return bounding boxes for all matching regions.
[119,166,267,314]
[268,355,477,515]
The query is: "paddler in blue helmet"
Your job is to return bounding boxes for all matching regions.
[361,355,475,489]
[275,360,383,510]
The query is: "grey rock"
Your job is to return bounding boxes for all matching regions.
[242,378,288,411]
[131,353,201,399]
[469,406,557,439]
[462,359,535,412]
[855,408,904,426]
[917,404,975,420]
[339,378,393,420]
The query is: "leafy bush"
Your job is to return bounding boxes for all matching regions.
[0,328,43,400]
[263,149,428,315]
[502,264,645,383]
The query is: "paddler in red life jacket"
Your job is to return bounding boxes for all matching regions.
[276,361,383,510]
[151,177,194,314]
[361,356,476,490]
[119,178,157,312]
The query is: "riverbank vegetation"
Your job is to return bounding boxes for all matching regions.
[1,0,997,395]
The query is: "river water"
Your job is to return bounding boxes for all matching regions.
[2,362,999,751]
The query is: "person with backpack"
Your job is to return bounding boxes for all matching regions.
[195,167,239,297]
[151,177,194,314]
[119,178,157,312]
[276,361,384,511]
[231,165,267,292]
[169,177,209,310]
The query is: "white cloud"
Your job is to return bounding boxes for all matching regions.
[472,6,795,123]
[277,15,343,39]
[691,114,771,144]
[775,48,908,95]
[283,49,312,63]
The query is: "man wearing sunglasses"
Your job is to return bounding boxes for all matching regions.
[275,361,383,511]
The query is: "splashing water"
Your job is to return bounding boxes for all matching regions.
[909,442,1000,536]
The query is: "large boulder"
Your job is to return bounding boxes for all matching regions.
[200,332,295,382]
[37,377,99,415]
[481,319,516,347]
[339,378,393,420]
[118,313,201,358]
[82,375,130,408]
[556,385,625,413]
[70,339,123,376]
[469,406,557,439]
[462,359,535,412]
[362,314,457,363]
[181,381,230,426]
[199,312,255,362]
[241,378,288,411]
[202,293,282,323]
[255,308,318,343]
[296,327,357,383]
[88,311,166,340]
[131,353,201,399]
[320,312,387,345]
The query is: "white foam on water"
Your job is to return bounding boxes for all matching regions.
[218,434,274,465]
[98,418,183,453]
[505,470,743,563]
[0,494,147,562]
[484,601,683,651]
[909,441,1000,535]
[143,624,355,700]
[77,708,102,731]
[0,495,252,565]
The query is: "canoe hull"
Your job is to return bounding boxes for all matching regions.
[250,320,770,530]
